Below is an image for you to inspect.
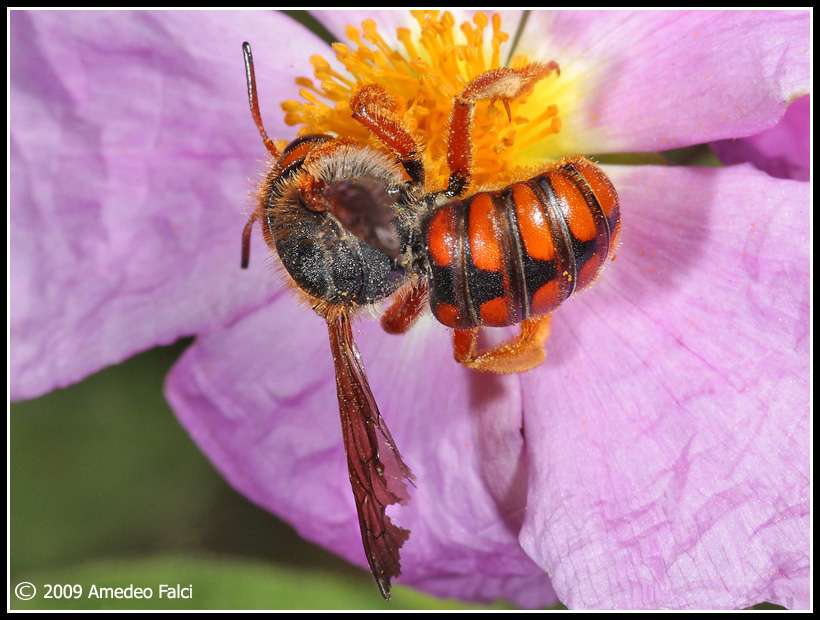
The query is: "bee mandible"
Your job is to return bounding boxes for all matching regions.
[240,41,620,599]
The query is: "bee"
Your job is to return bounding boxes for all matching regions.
[240,42,620,599]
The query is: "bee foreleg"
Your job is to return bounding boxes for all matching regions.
[241,210,260,269]
[350,84,425,187]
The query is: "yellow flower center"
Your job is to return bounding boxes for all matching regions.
[281,11,564,189]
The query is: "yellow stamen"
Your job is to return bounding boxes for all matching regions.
[282,11,571,188]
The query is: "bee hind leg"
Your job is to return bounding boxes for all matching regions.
[446,61,560,198]
[452,314,552,374]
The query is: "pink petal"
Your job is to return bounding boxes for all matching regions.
[522,11,810,154]
[167,163,808,608]
[521,165,809,609]
[10,10,325,400]
[711,95,810,181]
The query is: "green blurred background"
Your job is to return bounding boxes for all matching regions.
[10,340,509,610]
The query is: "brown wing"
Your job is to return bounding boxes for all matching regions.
[327,312,415,600]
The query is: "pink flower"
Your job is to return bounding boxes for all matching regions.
[11,10,809,609]
[711,94,810,181]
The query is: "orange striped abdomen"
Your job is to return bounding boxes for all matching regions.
[423,157,620,329]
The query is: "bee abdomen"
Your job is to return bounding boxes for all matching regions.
[424,157,620,329]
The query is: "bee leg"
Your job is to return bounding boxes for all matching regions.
[452,314,552,374]
[241,210,260,269]
[446,61,560,198]
[381,280,429,335]
[350,84,425,187]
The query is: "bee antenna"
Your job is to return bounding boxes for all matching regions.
[242,42,279,158]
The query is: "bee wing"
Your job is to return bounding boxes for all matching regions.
[327,313,415,600]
